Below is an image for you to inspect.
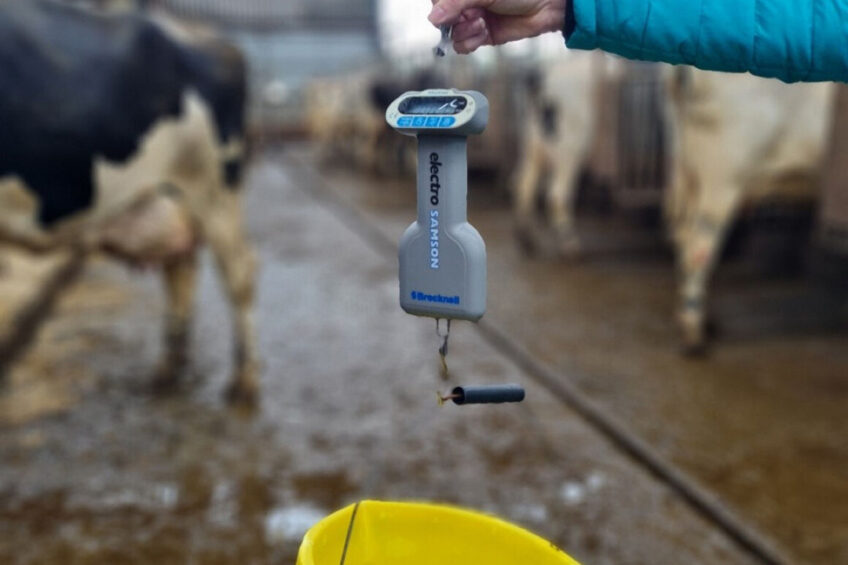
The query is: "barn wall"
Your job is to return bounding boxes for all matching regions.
[155,0,381,135]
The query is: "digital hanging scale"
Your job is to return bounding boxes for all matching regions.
[384,68,523,406]
[386,89,489,322]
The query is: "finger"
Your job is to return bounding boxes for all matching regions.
[454,28,490,54]
[451,18,486,43]
[429,0,490,26]
[461,7,487,20]
[458,7,486,23]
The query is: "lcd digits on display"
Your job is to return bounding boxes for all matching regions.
[399,96,468,115]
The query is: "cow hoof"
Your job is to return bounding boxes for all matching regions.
[225,380,258,407]
[151,372,180,395]
[514,226,539,256]
[556,236,583,261]
[151,356,187,395]
[680,329,711,357]
[678,306,711,358]
[681,340,710,358]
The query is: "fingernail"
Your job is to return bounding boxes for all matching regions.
[429,5,447,24]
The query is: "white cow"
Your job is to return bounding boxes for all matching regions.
[512,51,620,256]
[306,69,388,173]
[665,68,835,352]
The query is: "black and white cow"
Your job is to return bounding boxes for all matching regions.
[0,0,258,402]
[512,52,603,257]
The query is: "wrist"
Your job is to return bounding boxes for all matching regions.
[544,0,568,34]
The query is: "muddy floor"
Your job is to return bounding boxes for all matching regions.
[291,146,848,565]
[0,148,844,564]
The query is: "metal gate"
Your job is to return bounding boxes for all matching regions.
[614,62,668,209]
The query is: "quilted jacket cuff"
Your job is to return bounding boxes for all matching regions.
[564,0,597,50]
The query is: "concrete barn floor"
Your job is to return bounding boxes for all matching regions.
[0,146,844,564]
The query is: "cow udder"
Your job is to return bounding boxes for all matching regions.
[99,195,195,265]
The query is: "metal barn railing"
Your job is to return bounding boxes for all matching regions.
[158,0,375,31]
[615,62,668,209]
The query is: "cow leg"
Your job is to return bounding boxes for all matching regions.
[154,254,197,390]
[665,157,700,250]
[513,142,543,254]
[546,151,583,259]
[676,186,742,355]
[664,154,687,244]
[202,194,258,404]
[364,122,383,174]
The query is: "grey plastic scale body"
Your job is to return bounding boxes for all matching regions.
[386,89,489,322]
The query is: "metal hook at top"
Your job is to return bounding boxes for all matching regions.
[433,25,452,57]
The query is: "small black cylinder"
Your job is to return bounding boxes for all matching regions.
[451,384,525,405]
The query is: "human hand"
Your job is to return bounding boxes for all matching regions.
[429,0,566,54]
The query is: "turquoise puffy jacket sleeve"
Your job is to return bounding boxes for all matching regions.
[565,0,848,83]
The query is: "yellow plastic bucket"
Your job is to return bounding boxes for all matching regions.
[296,500,581,565]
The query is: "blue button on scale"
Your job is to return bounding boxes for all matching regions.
[397,116,456,128]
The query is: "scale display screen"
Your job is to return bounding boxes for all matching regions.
[399,96,468,115]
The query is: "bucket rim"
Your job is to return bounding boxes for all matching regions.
[297,499,581,565]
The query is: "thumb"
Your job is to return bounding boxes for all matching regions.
[429,0,489,25]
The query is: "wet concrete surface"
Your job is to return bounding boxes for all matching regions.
[0,149,776,564]
[301,146,848,565]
